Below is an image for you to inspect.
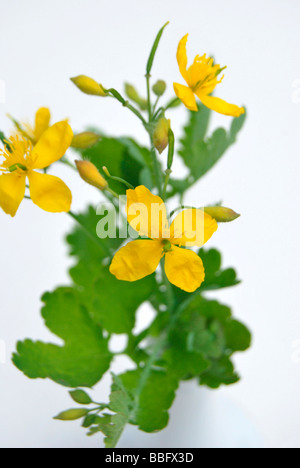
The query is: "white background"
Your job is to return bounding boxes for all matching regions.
[0,0,300,448]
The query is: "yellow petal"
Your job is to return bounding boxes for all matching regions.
[110,239,163,281]
[176,34,189,83]
[31,121,73,170]
[164,246,205,292]
[173,83,197,111]
[0,172,26,217]
[126,185,169,239]
[170,209,218,247]
[197,93,245,117]
[28,171,72,212]
[34,107,51,141]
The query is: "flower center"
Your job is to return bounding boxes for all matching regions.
[0,136,33,174]
[162,239,173,252]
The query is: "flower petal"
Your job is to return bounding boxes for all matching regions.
[176,34,189,83]
[28,171,72,212]
[164,246,205,292]
[0,172,26,217]
[126,185,169,239]
[31,121,73,169]
[170,209,218,247]
[197,93,244,117]
[173,83,197,111]
[110,239,163,282]
[34,107,51,141]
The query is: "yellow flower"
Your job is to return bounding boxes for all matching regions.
[109,185,218,293]
[0,121,73,217]
[173,34,244,117]
[9,107,52,145]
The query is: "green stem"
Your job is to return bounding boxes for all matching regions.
[107,175,134,190]
[106,187,120,199]
[162,169,171,200]
[161,258,174,314]
[103,87,147,125]
[149,137,163,197]
[146,73,152,121]
[152,95,160,114]
[124,101,147,125]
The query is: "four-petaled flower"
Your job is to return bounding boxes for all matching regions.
[9,107,52,145]
[0,121,73,217]
[173,34,245,117]
[110,185,218,292]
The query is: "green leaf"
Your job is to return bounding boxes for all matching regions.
[164,327,210,379]
[82,414,102,428]
[199,248,240,291]
[70,260,156,334]
[54,408,89,421]
[146,21,169,74]
[94,374,134,447]
[159,296,251,389]
[66,206,122,262]
[120,369,178,432]
[13,288,112,388]
[69,389,92,405]
[225,319,252,352]
[67,206,156,334]
[199,356,239,389]
[178,105,246,183]
[76,137,149,194]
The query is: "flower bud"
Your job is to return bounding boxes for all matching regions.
[75,160,108,190]
[124,83,147,110]
[152,80,167,96]
[71,132,100,149]
[153,117,171,154]
[70,75,107,96]
[102,166,111,177]
[204,206,240,222]
[54,408,88,421]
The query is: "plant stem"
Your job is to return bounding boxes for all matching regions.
[124,101,147,125]
[162,169,171,200]
[107,175,134,190]
[149,137,163,197]
[146,73,152,121]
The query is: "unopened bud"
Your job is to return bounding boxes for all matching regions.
[71,132,100,149]
[124,83,147,110]
[204,206,240,223]
[102,166,111,177]
[152,80,166,96]
[70,75,107,97]
[75,160,108,190]
[153,117,171,154]
[53,408,88,421]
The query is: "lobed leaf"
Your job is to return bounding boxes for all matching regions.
[13,287,112,388]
